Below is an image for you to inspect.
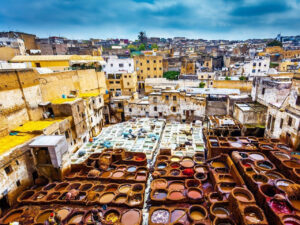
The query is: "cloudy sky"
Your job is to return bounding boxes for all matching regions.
[0,0,299,40]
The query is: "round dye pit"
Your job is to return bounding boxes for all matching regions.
[99,193,115,204]
[171,156,181,162]
[112,171,124,178]
[276,179,294,192]
[211,161,227,168]
[119,185,131,194]
[256,161,274,170]
[283,160,300,169]
[3,210,23,223]
[157,163,167,169]
[129,194,142,205]
[274,152,290,160]
[187,189,202,199]
[245,212,262,223]
[121,210,140,225]
[249,153,264,161]
[168,191,184,200]
[213,207,230,217]
[105,210,120,223]
[152,179,168,189]
[169,182,185,191]
[180,158,194,168]
[36,211,53,223]
[171,210,187,223]
[114,195,127,203]
[153,190,167,200]
[68,213,84,224]
[56,208,70,221]
[270,199,293,214]
[190,207,206,221]
[127,166,137,172]
[151,209,169,224]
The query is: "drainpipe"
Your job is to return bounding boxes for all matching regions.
[15,70,32,120]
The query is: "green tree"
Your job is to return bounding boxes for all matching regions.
[138,31,147,44]
[239,76,246,81]
[225,76,231,80]
[267,40,282,47]
[127,44,137,51]
[163,71,180,80]
[199,82,205,88]
[138,43,146,51]
[151,43,158,49]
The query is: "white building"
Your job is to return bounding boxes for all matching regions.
[0,37,26,55]
[103,57,134,74]
[243,56,270,78]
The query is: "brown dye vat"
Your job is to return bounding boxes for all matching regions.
[275,179,295,192]
[43,183,56,191]
[232,189,253,202]
[208,192,224,203]
[187,188,202,200]
[99,192,115,204]
[101,171,112,178]
[19,190,35,201]
[157,155,169,161]
[170,162,181,169]
[252,174,268,184]
[46,192,60,201]
[288,197,300,211]
[68,212,84,224]
[137,167,147,173]
[136,172,147,181]
[283,160,300,169]
[36,210,53,223]
[119,184,131,194]
[128,194,142,206]
[112,170,125,178]
[152,189,168,200]
[186,179,201,188]
[169,181,185,191]
[220,142,230,147]
[121,209,141,225]
[276,144,292,151]
[170,209,188,223]
[218,182,236,193]
[132,184,143,192]
[55,183,68,191]
[151,179,168,189]
[151,209,170,224]
[218,174,234,183]
[105,184,118,192]
[125,173,135,180]
[114,194,128,203]
[80,183,92,191]
[168,191,185,200]
[75,192,86,201]
[56,208,70,221]
[243,206,264,224]
[92,185,105,192]
[2,210,24,224]
[214,168,230,174]
[260,184,278,198]
[67,183,81,190]
[117,166,127,171]
[189,205,207,221]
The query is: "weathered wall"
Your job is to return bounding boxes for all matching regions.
[206,100,227,116]
[213,80,252,93]
[0,47,19,61]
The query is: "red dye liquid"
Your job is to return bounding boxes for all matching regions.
[270,200,293,214]
[171,164,180,169]
[244,163,251,168]
[183,168,194,176]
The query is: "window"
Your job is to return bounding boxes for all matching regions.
[147,60,150,63]
[208,75,211,78]
[259,63,261,66]
[124,75,127,78]
[77,105,80,112]
[153,97,157,103]
[154,76,157,78]
[4,165,13,175]
[159,68,162,70]
[129,63,131,67]
[253,63,256,67]
[262,88,265,95]
[296,96,300,106]
[110,64,113,67]
[137,76,140,79]
[172,106,176,112]
[252,69,256,73]
[154,68,156,70]
[154,60,156,63]
[119,63,124,67]
[109,81,114,84]
[165,95,169,101]
[140,63,142,66]
[116,81,120,84]
[280,118,284,129]
[201,76,204,78]
[127,82,130,85]
[110,89,114,91]
[148,75,150,78]
[65,131,69,139]
[129,108,132,112]
[83,137,87,143]
[159,60,162,63]
[99,98,102,103]
[288,116,293,126]
[267,115,272,129]
[141,70,143,73]
[129,75,131,78]
[16,160,19,165]
[173,96,177,101]
[16,180,21,187]
[154,106,157,111]
[118,103,123,108]
[36,63,41,67]
[147,68,150,71]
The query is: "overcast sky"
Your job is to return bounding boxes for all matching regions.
[1,0,299,40]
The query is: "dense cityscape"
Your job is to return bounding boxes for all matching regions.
[0,12,300,225]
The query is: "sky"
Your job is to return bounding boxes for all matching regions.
[0,0,300,40]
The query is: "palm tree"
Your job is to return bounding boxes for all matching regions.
[138,31,147,45]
